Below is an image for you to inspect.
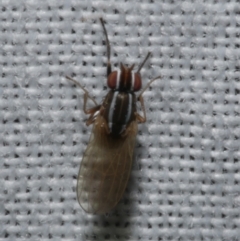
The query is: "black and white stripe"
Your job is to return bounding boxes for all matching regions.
[103,90,136,136]
[114,69,135,91]
[116,69,121,90]
[108,91,119,130]
[131,71,135,91]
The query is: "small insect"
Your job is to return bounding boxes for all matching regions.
[66,18,160,214]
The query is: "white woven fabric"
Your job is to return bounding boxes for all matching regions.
[1,0,240,240]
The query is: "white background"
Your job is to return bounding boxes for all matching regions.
[1,0,240,240]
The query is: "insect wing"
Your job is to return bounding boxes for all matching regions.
[77,115,138,214]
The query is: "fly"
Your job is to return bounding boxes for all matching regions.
[66,18,160,214]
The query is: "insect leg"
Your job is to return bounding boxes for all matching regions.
[138,76,161,99]
[135,95,147,123]
[136,76,162,123]
[66,76,100,125]
[66,76,98,107]
[85,105,101,126]
[100,18,112,76]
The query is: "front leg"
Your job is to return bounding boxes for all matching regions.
[85,105,101,126]
[136,75,161,123]
[66,76,100,125]
[135,95,146,123]
[66,76,98,107]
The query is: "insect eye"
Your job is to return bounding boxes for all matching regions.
[132,73,142,91]
[107,71,118,89]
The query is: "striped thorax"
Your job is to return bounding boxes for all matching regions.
[101,63,142,137]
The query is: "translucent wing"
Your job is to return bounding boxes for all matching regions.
[77,115,138,214]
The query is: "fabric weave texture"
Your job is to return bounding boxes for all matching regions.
[1,1,240,240]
